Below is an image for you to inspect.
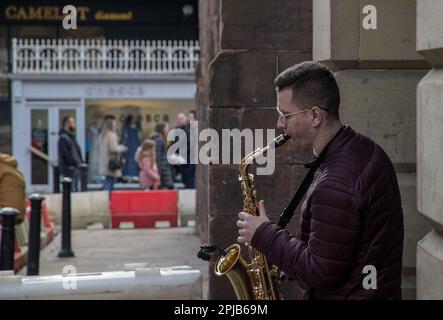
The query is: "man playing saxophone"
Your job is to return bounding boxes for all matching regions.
[236,61,404,300]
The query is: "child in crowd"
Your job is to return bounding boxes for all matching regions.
[135,139,161,190]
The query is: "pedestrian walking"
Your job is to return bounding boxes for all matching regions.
[0,152,26,224]
[98,115,128,191]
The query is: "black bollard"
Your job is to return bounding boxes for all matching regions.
[79,163,89,192]
[53,165,60,193]
[58,177,75,258]
[0,207,19,271]
[27,194,45,276]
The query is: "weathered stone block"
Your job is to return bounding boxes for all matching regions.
[220,0,312,51]
[398,173,431,268]
[417,0,443,67]
[314,0,429,69]
[209,163,306,217]
[336,70,427,165]
[417,69,443,230]
[208,165,241,218]
[314,0,360,66]
[277,51,313,74]
[358,0,425,66]
[417,230,443,299]
[196,163,209,243]
[209,52,276,107]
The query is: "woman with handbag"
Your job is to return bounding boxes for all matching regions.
[98,115,128,191]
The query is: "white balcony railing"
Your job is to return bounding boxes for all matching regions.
[12,38,200,75]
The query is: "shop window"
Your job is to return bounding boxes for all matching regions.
[84,99,195,184]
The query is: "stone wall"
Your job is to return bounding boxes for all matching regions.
[197,0,313,299]
[313,0,431,299]
[195,0,221,244]
[416,0,443,300]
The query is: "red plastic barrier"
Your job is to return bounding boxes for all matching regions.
[110,190,178,228]
[41,201,54,242]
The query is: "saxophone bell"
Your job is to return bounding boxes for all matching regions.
[214,244,255,300]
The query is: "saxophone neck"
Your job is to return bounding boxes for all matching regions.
[239,134,290,177]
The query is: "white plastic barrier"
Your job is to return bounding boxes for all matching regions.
[0,265,202,300]
[44,191,111,229]
[178,189,196,227]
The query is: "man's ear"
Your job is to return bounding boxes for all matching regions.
[311,106,322,127]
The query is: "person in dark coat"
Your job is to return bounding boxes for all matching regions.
[171,112,194,188]
[236,61,404,300]
[151,122,174,189]
[58,116,83,192]
[187,110,197,188]
[121,115,141,178]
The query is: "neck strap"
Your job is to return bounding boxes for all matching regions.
[277,126,344,229]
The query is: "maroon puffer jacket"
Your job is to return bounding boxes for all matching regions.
[251,126,404,299]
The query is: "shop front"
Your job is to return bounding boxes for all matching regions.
[10,39,198,193]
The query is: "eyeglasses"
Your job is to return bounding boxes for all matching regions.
[276,105,329,124]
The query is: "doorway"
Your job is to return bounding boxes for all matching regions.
[27,103,84,192]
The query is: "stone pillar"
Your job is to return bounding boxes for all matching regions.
[416,0,443,300]
[313,0,431,299]
[196,0,221,244]
[198,0,313,299]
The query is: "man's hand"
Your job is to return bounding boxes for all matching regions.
[237,200,270,244]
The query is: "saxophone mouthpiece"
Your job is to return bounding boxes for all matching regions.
[273,133,291,148]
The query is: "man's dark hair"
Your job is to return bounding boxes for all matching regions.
[274,61,340,119]
[104,114,116,121]
[62,116,74,127]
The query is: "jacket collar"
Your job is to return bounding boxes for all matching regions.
[304,125,352,168]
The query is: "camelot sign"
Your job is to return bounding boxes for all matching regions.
[1,2,196,24]
[4,5,132,22]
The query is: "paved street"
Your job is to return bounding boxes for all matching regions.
[19,227,208,299]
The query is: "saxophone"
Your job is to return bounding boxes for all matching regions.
[198,133,290,300]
